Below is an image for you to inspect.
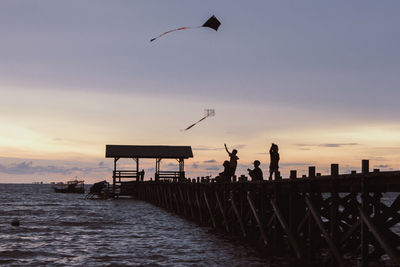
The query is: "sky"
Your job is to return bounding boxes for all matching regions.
[1,0,400,183]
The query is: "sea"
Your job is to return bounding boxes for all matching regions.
[0,184,271,266]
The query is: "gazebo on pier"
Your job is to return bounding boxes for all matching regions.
[105,145,193,195]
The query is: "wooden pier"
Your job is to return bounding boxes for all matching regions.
[120,160,400,266]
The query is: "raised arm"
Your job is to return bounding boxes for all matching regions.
[224,143,230,154]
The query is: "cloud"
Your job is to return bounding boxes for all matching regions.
[204,164,223,171]
[203,159,217,163]
[0,161,112,175]
[193,145,247,151]
[296,143,360,148]
[295,144,310,147]
[374,164,389,168]
[192,146,222,151]
[191,163,199,169]
[145,167,155,173]
[320,143,359,148]
[280,162,312,167]
[365,156,388,161]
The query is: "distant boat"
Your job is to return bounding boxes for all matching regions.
[53,180,85,194]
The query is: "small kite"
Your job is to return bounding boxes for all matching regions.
[183,109,215,131]
[151,15,221,42]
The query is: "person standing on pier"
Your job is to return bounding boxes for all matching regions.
[224,143,239,180]
[248,160,263,181]
[269,143,280,180]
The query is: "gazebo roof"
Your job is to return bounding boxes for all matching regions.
[105,145,193,159]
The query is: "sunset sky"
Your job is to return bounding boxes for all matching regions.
[1,1,400,183]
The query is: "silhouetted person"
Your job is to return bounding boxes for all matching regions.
[224,143,239,180]
[216,160,231,182]
[269,143,280,180]
[248,160,263,181]
[140,169,145,181]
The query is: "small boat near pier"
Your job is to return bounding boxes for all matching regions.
[53,179,85,194]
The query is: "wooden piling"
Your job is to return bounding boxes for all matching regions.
[230,191,246,237]
[204,191,216,228]
[195,191,203,224]
[358,205,400,265]
[186,190,195,219]
[330,165,339,256]
[247,191,268,245]
[305,196,345,267]
[271,199,302,259]
[360,174,368,266]
[215,191,229,232]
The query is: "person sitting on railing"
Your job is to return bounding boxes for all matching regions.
[216,160,231,183]
[248,160,263,181]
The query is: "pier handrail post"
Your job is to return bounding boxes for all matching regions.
[308,166,316,178]
[362,160,369,174]
[330,164,339,177]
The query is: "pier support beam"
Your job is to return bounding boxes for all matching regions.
[247,192,268,246]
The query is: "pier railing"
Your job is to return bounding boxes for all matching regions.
[113,170,138,182]
[155,171,185,182]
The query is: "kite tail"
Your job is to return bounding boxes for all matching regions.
[183,115,208,131]
[150,26,193,42]
[184,123,197,131]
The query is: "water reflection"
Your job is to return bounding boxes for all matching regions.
[0,184,270,266]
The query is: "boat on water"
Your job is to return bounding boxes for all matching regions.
[53,180,85,194]
[85,180,112,199]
